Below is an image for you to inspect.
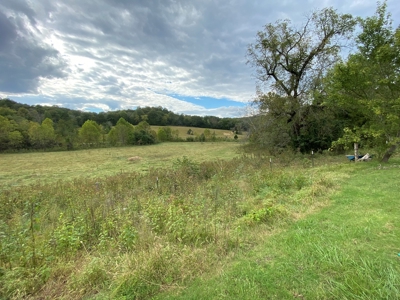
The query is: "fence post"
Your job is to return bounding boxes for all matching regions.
[354,143,359,162]
[311,150,314,167]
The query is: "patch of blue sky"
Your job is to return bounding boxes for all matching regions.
[13,95,55,106]
[167,94,247,109]
[83,107,103,113]
[11,95,119,112]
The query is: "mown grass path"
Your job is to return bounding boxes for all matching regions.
[157,162,400,299]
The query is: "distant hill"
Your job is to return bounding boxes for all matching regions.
[0,98,248,131]
[0,98,249,152]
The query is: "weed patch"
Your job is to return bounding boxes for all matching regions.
[155,159,400,300]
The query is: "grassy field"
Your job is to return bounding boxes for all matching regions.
[0,145,399,299]
[151,125,246,140]
[156,161,400,299]
[0,142,241,188]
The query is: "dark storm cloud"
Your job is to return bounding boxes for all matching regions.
[0,2,67,93]
[0,12,17,49]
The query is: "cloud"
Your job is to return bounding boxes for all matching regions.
[0,0,399,117]
[0,3,67,93]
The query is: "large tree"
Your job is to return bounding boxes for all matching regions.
[107,117,134,146]
[79,120,102,146]
[325,2,400,161]
[28,118,56,149]
[0,116,19,150]
[247,8,356,152]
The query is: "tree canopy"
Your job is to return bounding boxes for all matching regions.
[247,8,355,100]
[247,1,400,161]
[324,2,400,161]
[247,7,356,153]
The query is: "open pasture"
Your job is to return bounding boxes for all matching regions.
[0,142,241,188]
[151,125,246,140]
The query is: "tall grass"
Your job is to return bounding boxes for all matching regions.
[0,151,344,299]
[154,159,400,300]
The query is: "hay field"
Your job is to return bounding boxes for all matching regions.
[0,142,241,188]
[151,125,246,140]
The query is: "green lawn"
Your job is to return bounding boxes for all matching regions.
[156,161,400,299]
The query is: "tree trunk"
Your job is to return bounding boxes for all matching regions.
[381,144,398,163]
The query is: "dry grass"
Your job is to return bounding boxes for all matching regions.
[0,142,241,188]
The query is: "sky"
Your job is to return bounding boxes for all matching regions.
[0,0,399,118]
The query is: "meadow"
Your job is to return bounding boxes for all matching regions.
[150,126,246,141]
[0,143,399,299]
[0,142,241,188]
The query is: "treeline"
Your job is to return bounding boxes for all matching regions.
[0,99,241,129]
[0,99,245,151]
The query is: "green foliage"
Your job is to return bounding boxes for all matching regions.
[0,115,23,150]
[203,128,211,139]
[52,213,86,255]
[198,133,206,142]
[79,120,102,145]
[246,8,356,153]
[247,8,355,97]
[245,3,400,158]
[8,130,24,148]
[325,2,400,161]
[55,119,77,150]
[157,126,174,142]
[173,156,200,176]
[241,207,273,225]
[107,117,134,146]
[27,118,57,149]
[132,121,157,145]
[119,225,137,251]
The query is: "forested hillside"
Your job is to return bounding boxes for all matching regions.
[0,99,245,151]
